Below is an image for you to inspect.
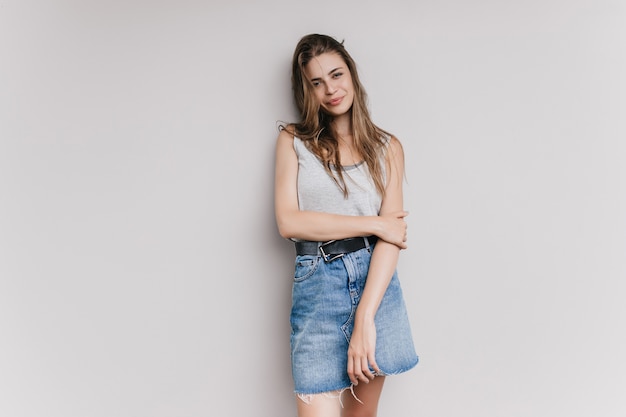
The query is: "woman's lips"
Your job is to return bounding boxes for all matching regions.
[328,96,344,106]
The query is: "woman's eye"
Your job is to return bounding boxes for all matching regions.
[333,72,342,78]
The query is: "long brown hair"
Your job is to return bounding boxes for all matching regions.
[284,33,391,197]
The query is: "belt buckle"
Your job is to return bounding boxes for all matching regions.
[319,240,344,262]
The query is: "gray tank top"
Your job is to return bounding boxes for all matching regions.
[293,136,385,216]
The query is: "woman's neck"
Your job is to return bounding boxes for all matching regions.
[331,113,352,138]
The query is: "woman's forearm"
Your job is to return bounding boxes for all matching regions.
[355,240,400,322]
[276,209,383,242]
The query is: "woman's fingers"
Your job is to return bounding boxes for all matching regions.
[369,353,380,376]
[378,211,409,248]
[361,357,374,381]
[347,355,358,385]
[347,322,379,385]
[348,354,378,385]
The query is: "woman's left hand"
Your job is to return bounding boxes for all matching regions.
[347,319,380,385]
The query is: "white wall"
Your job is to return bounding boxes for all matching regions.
[1,1,625,416]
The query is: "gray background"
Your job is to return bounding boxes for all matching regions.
[1,0,625,416]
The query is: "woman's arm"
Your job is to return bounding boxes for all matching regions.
[274,128,408,246]
[347,135,407,385]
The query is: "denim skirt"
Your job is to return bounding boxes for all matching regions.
[290,245,418,395]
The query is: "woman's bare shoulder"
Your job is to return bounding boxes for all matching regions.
[277,124,297,141]
[386,133,403,150]
[381,134,405,167]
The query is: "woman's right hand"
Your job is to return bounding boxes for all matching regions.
[377,210,409,249]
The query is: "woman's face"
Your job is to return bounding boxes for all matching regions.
[304,52,354,118]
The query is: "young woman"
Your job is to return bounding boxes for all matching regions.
[274,33,418,417]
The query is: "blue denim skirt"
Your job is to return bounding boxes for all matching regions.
[290,244,418,395]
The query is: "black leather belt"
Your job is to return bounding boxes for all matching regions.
[295,236,378,262]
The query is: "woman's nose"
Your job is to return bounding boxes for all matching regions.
[325,80,337,95]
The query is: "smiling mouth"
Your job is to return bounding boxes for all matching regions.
[328,97,344,106]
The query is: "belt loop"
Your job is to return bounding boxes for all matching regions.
[364,235,377,253]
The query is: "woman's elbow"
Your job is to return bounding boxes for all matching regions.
[276,218,296,240]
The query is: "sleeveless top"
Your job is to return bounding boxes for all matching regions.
[293,136,385,216]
